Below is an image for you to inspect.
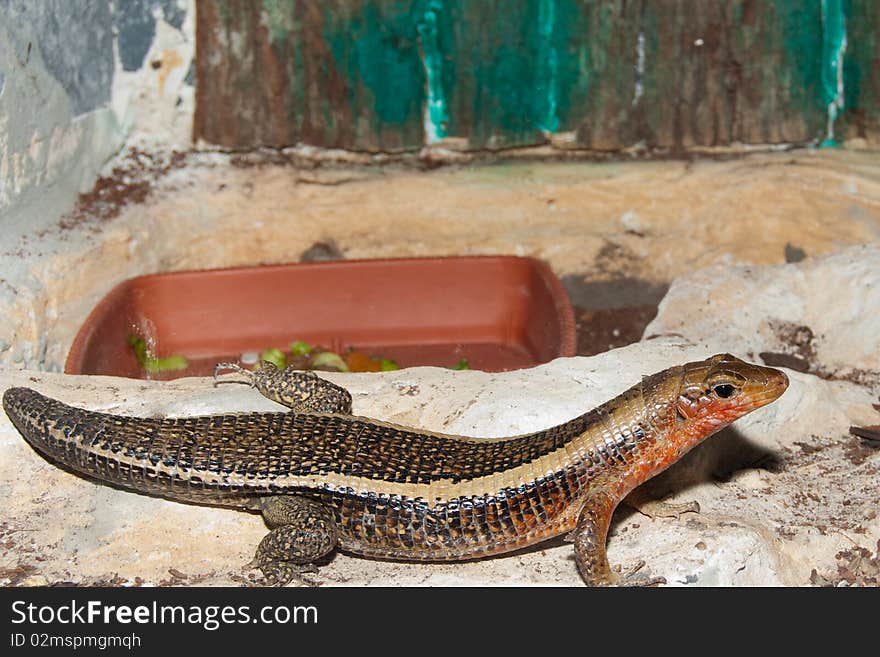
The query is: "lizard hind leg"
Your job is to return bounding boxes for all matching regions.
[250,495,339,586]
[214,361,353,414]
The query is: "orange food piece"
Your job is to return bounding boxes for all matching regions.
[343,350,382,372]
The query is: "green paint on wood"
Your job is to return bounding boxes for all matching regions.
[819,0,847,146]
[435,0,607,149]
[196,0,880,151]
[842,0,862,113]
[840,0,880,141]
[536,0,559,133]
[418,0,449,142]
[557,1,640,149]
[778,1,828,142]
[261,0,299,46]
[322,2,426,130]
[437,1,544,147]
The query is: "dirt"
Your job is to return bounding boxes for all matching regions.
[0,563,38,586]
[761,321,880,389]
[810,540,880,587]
[760,321,817,373]
[299,240,345,262]
[849,425,880,443]
[842,435,880,465]
[573,305,659,357]
[58,148,188,232]
[784,243,807,263]
[562,275,668,357]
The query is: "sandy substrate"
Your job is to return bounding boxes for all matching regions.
[1,149,879,370]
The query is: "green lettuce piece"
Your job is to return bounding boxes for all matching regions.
[289,340,312,357]
[128,334,188,372]
[127,334,148,365]
[311,351,349,372]
[143,354,189,373]
[259,348,287,370]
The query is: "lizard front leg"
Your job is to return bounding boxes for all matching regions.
[569,491,666,587]
[251,495,339,586]
[214,361,352,414]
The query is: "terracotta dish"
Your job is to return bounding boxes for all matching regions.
[65,256,576,379]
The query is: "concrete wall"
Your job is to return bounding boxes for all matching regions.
[0,0,195,243]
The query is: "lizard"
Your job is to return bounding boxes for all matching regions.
[2,353,788,586]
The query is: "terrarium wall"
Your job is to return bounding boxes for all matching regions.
[0,0,195,241]
[3,0,879,244]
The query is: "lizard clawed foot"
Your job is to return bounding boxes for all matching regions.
[213,362,256,388]
[213,362,352,414]
[245,557,320,587]
[248,496,338,587]
[632,499,700,520]
[624,489,701,520]
[613,560,667,587]
[570,494,667,587]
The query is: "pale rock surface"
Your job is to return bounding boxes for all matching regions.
[1,326,877,586]
[643,244,880,587]
[646,243,880,374]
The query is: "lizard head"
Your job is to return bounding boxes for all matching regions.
[676,353,788,422]
[667,353,789,458]
[585,353,788,499]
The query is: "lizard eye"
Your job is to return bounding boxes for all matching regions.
[713,384,737,399]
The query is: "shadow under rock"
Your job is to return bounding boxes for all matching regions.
[617,425,782,524]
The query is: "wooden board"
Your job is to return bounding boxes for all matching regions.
[194,0,877,152]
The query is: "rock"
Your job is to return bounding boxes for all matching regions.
[1,161,878,586]
[645,243,880,375]
[642,244,880,586]
[1,321,877,585]
[620,210,646,235]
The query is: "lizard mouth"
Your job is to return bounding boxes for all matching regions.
[743,367,789,409]
[708,369,789,423]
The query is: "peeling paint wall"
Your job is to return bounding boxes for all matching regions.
[195,0,880,152]
[0,0,195,243]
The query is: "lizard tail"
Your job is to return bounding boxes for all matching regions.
[2,386,263,507]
